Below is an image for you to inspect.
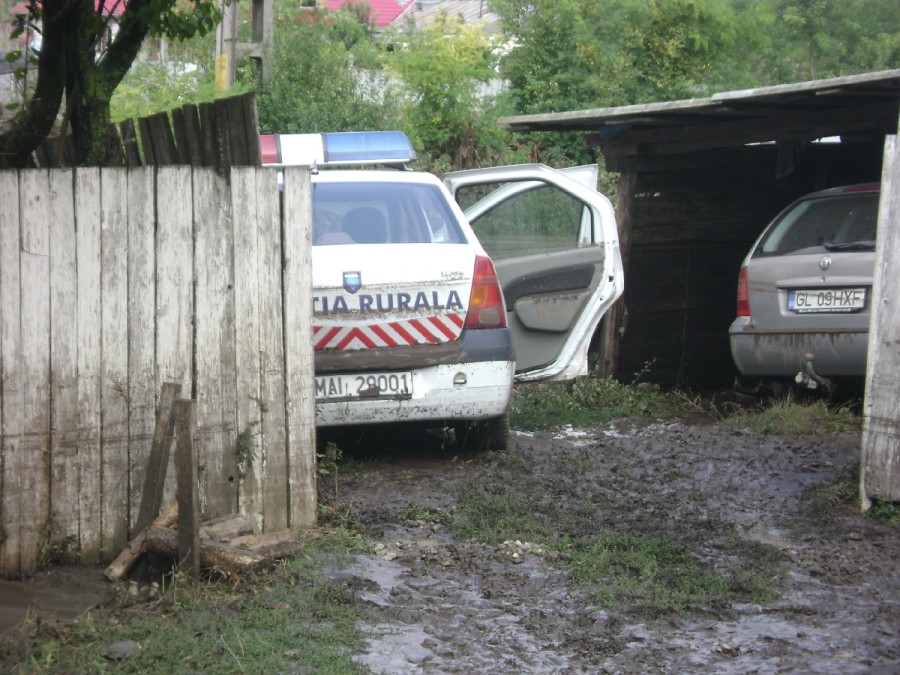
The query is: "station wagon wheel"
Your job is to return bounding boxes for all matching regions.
[453,413,510,452]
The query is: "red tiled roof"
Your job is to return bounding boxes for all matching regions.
[325,0,416,28]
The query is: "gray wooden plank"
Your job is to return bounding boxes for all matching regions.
[155,167,193,509]
[48,169,80,561]
[126,168,158,532]
[75,168,103,562]
[0,170,23,576]
[281,167,316,528]
[230,168,264,529]
[100,168,130,554]
[193,168,238,518]
[18,169,52,575]
[257,167,289,531]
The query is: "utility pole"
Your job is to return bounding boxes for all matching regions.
[215,0,275,91]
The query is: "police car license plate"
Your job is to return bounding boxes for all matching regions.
[787,288,866,313]
[315,372,413,401]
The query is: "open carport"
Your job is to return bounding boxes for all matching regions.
[502,69,900,389]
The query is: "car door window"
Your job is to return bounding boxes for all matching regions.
[456,181,591,259]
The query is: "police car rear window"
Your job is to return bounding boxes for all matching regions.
[313,182,465,246]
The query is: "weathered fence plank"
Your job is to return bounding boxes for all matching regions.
[127,169,158,532]
[0,171,24,576]
[18,170,52,575]
[100,169,131,553]
[48,170,79,560]
[282,167,317,528]
[257,168,289,531]
[194,169,239,518]
[861,133,900,506]
[155,167,194,511]
[74,168,103,561]
[230,168,264,530]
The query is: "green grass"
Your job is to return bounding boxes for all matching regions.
[511,377,701,430]
[513,377,863,437]
[451,470,778,616]
[725,396,862,435]
[564,531,776,614]
[1,531,371,674]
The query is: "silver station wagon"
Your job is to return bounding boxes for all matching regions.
[729,184,879,393]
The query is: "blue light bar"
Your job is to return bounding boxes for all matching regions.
[321,131,416,165]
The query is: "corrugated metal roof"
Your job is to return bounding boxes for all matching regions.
[402,0,500,33]
[501,69,900,137]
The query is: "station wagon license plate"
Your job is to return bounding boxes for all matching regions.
[788,288,866,313]
[315,372,413,401]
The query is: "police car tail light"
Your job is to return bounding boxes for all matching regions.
[465,256,507,329]
[736,266,751,317]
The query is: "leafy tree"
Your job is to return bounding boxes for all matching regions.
[386,13,511,171]
[252,6,394,134]
[0,0,221,168]
[765,0,900,81]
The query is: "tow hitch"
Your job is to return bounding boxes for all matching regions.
[794,353,833,392]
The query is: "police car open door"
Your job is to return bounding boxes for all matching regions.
[445,164,624,382]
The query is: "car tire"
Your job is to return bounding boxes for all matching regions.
[454,413,510,452]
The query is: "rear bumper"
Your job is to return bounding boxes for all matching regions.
[316,360,514,427]
[316,327,514,427]
[728,318,868,377]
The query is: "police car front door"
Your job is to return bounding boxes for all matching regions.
[446,164,623,382]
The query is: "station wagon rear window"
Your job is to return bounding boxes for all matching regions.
[313,182,465,246]
[755,192,878,257]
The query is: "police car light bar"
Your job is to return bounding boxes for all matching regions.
[259,131,416,167]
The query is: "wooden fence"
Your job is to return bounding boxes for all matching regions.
[31,92,261,173]
[0,165,316,579]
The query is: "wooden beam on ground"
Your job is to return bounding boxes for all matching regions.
[103,502,178,582]
[144,527,269,575]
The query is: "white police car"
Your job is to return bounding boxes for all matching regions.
[261,131,623,449]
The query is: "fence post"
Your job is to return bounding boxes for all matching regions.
[861,130,900,509]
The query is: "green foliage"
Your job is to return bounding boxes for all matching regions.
[868,500,899,524]
[252,6,396,134]
[386,14,512,171]
[511,377,697,431]
[1,533,370,673]
[725,397,862,435]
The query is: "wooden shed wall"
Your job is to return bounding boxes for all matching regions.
[615,141,885,388]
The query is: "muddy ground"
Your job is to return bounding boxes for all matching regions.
[3,417,899,673]
[323,419,900,674]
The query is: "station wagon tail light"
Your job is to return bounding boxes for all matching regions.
[736,266,751,317]
[465,256,507,329]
